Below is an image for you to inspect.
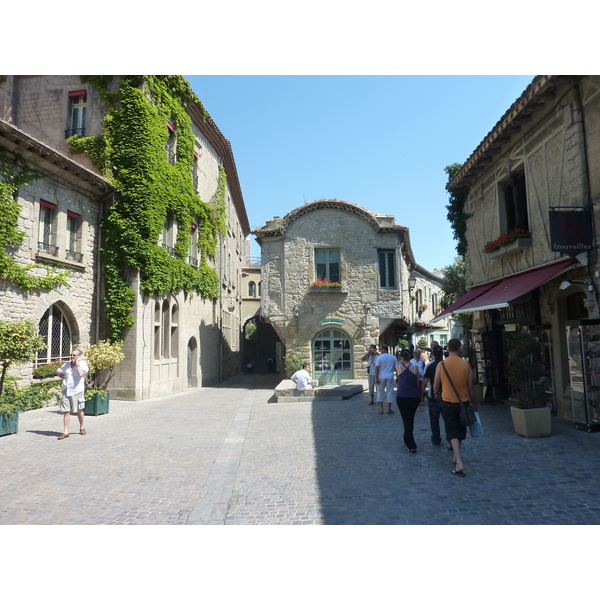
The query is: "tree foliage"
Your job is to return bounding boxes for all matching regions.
[0,319,46,398]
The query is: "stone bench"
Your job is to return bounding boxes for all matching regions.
[274,379,367,403]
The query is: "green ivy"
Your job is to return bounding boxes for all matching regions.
[0,149,70,291]
[445,163,471,259]
[71,76,227,340]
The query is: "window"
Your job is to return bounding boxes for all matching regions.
[37,304,71,364]
[38,200,57,256]
[66,91,86,138]
[188,222,198,266]
[315,249,340,283]
[162,212,177,256]
[66,211,82,262]
[500,170,529,233]
[192,152,199,192]
[378,250,396,289]
[248,281,256,297]
[165,121,176,164]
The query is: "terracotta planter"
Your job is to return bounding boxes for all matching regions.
[510,405,551,438]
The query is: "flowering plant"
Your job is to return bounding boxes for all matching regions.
[309,278,342,288]
[482,229,530,254]
[32,360,64,379]
[83,340,125,399]
[410,295,417,302]
[434,306,443,313]
[418,304,428,312]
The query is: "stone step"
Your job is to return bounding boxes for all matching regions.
[274,379,366,402]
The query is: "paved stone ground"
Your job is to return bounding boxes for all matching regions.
[2,372,600,525]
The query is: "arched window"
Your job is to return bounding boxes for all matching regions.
[171,304,179,358]
[248,281,256,297]
[37,304,71,364]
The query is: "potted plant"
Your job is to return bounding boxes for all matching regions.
[0,319,46,436]
[309,278,342,290]
[507,331,551,438]
[82,340,125,416]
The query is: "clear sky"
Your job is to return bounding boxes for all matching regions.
[186,75,534,272]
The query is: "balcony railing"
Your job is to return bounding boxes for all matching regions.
[188,256,198,267]
[65,127,86,139]
[65,249,83,262]
[38,241,59,257]
[162,243,176,257]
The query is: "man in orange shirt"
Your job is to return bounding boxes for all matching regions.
[433,338,478,477]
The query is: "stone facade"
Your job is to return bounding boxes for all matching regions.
[0,76,251,399]
[253,200,449,385]
[447,75,600,420]
[0,118,111,381]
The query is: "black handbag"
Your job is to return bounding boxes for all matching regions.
[441,361,477,427]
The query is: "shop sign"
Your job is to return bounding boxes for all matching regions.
[549,209,593,256]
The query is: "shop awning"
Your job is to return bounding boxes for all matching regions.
[430,281,498,323]
[452,258,577,315]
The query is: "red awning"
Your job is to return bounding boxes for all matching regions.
[430,281,498,323]
[452,258,577,315]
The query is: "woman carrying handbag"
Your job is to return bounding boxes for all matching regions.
[433,338,478,477]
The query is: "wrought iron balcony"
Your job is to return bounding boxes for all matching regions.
[38,241,59,256]
[65,249,83,262]
[65,127,86,139]
[162,243,176,257]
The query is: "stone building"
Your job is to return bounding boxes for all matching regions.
[253,199,449,385]
[439,75,600,422]
[0,76,251,398]
[0,118,112,377]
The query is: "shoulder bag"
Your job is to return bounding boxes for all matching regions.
[441,361,477,427]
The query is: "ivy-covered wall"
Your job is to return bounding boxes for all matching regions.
[0,148,69,291]
[68,76,227,341]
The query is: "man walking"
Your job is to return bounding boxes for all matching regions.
[420,345,444,445]
[374,345,398,415]
[361,344,379,405]
[433,338,477,476]
[56,349,89,439]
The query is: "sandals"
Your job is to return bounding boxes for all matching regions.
[80,429,87,435]
[451,469,466,477]
[57,433,69,440]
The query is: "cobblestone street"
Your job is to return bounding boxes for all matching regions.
[2,373,600,525]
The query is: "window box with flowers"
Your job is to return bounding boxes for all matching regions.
[418,303,428,315]
[483,229,531,259]
[434,306,443,314]
[309,279,343,292]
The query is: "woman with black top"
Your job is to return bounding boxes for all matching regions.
[395,349,422,452]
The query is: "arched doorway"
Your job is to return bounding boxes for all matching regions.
[312,328,352,385]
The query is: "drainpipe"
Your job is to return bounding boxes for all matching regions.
[94,190,112,343]
[574,76,600,314]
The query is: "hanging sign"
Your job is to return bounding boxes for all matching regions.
[549,209,593,256]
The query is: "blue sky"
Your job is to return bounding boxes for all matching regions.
[186,75,535,272]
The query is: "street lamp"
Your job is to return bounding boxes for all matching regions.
[408,272,417,295]
[293,305,300,331]
[363,302,372,317]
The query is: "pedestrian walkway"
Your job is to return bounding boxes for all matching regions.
[1,373,600,525]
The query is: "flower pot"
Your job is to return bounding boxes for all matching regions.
[510,405,551,438]
[309,287,343,292]
[84,392,110,416]
[0,407,19,436]
[487,237,532,259]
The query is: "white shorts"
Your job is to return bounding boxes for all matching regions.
[60,391,85,414]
